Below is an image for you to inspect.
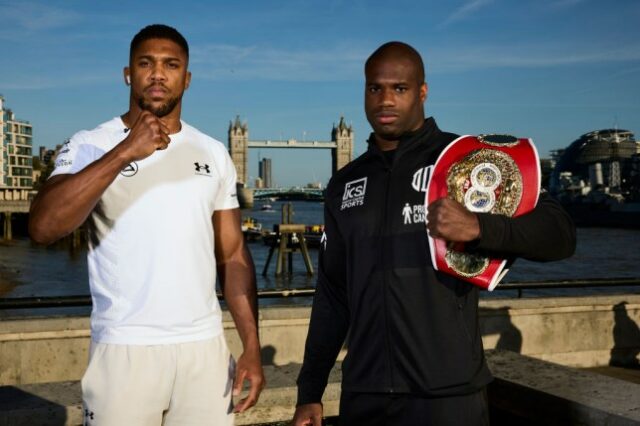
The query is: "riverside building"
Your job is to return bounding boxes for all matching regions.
[0,95,33,200]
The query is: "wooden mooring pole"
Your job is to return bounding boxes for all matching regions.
[2,212,12,241]
[262,203,314,277]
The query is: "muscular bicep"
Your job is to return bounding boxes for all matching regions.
[213,208,244,264]
[34,174,72,198]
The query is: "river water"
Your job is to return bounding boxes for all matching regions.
[1,201,639,312]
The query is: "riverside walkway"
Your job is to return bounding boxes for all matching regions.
[2,352,639,425]
[0,290,639,424]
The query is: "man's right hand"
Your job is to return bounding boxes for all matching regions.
[119,111,171,162]
[291,403,323,426]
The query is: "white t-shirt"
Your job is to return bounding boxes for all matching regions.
[51,117,239,344]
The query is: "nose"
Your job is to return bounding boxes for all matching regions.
[380,88,395,107]
[150,63,166,82]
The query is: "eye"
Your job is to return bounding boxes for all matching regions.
[138,60,150,68]
[367,85,380,93]
[395,86,408,93]
[167,62,180,69]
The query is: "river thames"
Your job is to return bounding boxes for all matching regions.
[1,201,639,308]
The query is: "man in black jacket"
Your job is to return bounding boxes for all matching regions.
[292,42,576,425]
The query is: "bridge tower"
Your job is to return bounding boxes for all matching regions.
[331,116,353,174]
[229,116,249,185]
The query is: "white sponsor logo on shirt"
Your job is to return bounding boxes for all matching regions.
[341,177,367,210]
[402,202,426,225]
[55,158,73,168]
[412,166,433,192]
[120,162,138,177]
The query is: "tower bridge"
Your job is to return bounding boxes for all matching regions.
[228,116,354,186]
[253,187,324,200]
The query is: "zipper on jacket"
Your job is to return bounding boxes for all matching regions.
[379,165,396,393]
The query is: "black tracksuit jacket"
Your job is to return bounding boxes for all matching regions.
[296,118,576,405]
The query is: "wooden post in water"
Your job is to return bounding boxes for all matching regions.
[263,203,314,277]
[2,212,12,241]
[287,204,294,273]
[273,224,314,277]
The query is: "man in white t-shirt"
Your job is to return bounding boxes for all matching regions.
[29,24,264,425]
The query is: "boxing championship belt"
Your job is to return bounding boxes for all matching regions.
[425,134,541,290]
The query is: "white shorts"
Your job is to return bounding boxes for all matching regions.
[81,334,235,426]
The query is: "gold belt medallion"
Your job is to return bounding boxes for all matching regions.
[444,148,523,277]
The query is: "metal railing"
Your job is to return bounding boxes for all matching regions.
[0,277,638,310]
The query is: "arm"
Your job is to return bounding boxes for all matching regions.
[213,208,264,413]
[427,194,576,261]
[29,111,170,245]
[472,193,576,261]
[293,203,350,426]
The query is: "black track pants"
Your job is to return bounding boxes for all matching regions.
[338,388,490,426]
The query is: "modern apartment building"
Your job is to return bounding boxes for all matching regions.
[0,95,33,199]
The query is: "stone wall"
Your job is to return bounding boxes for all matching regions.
[1,294,638,386]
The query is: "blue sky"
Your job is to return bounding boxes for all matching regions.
[1,0,638,186]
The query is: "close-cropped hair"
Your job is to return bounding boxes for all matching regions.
[130,24,189,61]
[366,41,425,84]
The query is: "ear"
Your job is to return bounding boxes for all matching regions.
[123,67,131,86]
[185,71,192,91]
[420,82,428,103]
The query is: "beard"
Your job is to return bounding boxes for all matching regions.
[137,93,182,118]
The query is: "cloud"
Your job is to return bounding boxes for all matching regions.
[190,43,367,81]
[427,42,640,72]
[5,38,639,90]
[549,0,586,9]
[190,40,640,81]
[0,73,114,91]
[439,0,494,28]
[609,66,640,79]
[0,1,80,32]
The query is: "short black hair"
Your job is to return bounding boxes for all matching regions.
[130,24,189,61]
[365,41,425,84]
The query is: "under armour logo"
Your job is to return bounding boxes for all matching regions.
[194,162,210,173]
[84,408,95,425]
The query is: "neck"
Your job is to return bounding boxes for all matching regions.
[374,135,399,151]
[122,102,183,134]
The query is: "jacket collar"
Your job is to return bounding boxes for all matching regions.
[366,117,441,165]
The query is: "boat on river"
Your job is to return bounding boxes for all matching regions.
[241,217,263,241]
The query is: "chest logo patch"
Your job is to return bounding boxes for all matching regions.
[412,166,432,192]
[194,162,212,176]
[341,177,367,210]
[120,162,138,177]
[402,202,426,225]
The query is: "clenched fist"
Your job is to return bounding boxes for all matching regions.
[119,111,171,162]
[426,197,481,242]
[291,403,323,426]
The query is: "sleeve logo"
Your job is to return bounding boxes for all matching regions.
[55,159,73,168]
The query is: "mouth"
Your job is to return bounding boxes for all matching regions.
[375,112,398,125]
[145,85,168,99]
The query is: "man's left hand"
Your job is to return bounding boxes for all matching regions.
[426,197,480,242]
[232,348,265,413]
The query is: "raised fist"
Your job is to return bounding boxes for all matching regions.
[120,111,171,162]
